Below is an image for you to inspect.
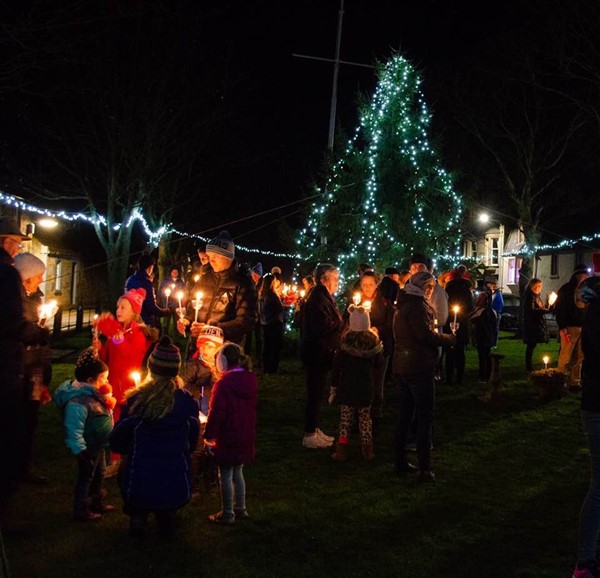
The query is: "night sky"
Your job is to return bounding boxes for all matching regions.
[1,0,598,262]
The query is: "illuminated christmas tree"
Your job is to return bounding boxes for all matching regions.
[297,54,463,282]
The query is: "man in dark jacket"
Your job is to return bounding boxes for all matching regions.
[301,263,344,449]
[554,264,589,388]
[125,254,167,329]
[0,217,30,530]
[178,231,257,351]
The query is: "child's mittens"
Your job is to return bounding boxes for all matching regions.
[328,387,337,405]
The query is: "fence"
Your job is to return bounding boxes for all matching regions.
[52,305,98,337]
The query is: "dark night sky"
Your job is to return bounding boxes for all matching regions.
[2,0,597,262]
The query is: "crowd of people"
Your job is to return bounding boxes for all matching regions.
[2,218,600,576]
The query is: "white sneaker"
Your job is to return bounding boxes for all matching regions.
[315,428,335,443]
[302,434,332,449]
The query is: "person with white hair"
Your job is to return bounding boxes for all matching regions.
[300,263,344,449]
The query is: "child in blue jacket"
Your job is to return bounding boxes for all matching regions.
[54,348,115,521]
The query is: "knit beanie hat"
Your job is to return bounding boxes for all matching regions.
[385,267,399,276]
[271,266,282,275]
[573,263,589,276]
[148,336,181,377]
[121,288,146,315]
[206,230,235,259]
[14,252,46,280]
[409,271,435,290]
[251,262,263,276]
[74,347,108,383]
[196,325,224,348]
[348,304,370,332]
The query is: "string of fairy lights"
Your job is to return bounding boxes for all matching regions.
[0,191,302,260]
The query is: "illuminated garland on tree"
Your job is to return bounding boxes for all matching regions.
[296,54,463,281]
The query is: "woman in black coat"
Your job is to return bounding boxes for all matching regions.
[393,272,455,481]
[258,272,285,373]
[522,277,549,371]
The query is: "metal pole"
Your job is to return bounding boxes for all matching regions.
[327,0,344,150]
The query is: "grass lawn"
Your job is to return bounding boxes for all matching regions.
[4,332,585,578]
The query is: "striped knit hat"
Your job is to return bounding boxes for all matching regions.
[147,336,181,377]
[206,230,235,259]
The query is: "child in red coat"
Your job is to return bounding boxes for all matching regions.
[94,289,158,422]
[93,289,158,470]
[204,343,257,524]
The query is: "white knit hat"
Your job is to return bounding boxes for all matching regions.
[348,304,370,332]
[14,252,45,280]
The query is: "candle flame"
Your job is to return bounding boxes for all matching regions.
[193,274,200,283]
[176,291,184,300]
[542,355,550,364]
[353,292,361,306]
[130,371,141,387]
[453,305,459,313]
[164,288,172,297]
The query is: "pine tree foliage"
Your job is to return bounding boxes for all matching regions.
[297,54,463,282]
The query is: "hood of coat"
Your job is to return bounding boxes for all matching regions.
[54,379,97,408]
[340,332,383,358]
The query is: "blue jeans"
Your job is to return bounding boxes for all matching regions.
[394,372,435,472]
[218,464,245,516]
[578,411,600,563]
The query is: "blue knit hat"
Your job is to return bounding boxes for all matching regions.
[251,262,263,276]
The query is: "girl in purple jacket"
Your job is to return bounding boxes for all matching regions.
[204,343,258,524]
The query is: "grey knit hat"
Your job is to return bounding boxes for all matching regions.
[14,252,46,280]
[206,230,235,260]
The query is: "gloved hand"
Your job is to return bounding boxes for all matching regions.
[328,387,337,405]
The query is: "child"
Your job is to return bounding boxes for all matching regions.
[109,336,200,538]
[94,288,158,422]
[54,348,116,521]
[94,288,158,475]
[183,325,224,493]
[204,343,258,524]
[329,305,384,461]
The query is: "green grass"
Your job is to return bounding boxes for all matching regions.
[6,332,583,577]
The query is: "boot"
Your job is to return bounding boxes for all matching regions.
[332,442,347,462]
[361,442,375,461]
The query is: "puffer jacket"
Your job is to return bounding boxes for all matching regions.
[393,291,454,376]
[54,380,113,455]
[187,259,257,345]
[110,388,200,511]
[204,369,257,466]
[331,332,384,407]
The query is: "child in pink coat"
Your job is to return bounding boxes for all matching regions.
[204,343,257,524]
